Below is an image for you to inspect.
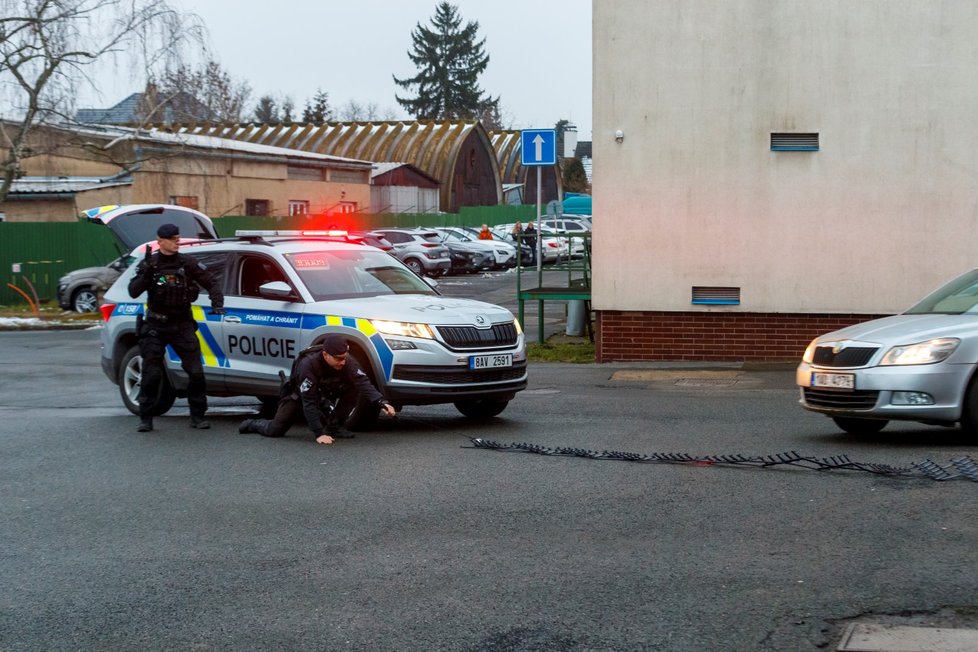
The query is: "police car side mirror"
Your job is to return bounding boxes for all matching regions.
[423,276,438,289]
[258,281,297,301]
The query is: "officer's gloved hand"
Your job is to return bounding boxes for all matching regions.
[209,307,226,316]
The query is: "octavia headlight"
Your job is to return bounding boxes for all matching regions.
[371,320,434,339]
[880,338,960,366]
[802,339,818,364]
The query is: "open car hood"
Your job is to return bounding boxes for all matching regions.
[83,204,218,250]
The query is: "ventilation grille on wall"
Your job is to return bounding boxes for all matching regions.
[692,286,741,305]
[770,133,819,151]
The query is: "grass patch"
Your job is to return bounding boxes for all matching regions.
[527,339,595,363]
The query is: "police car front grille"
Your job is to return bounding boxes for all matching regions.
[812,346,878,367]
[803,388,880,410]
[436,322,518,350]
[393,361,527,384]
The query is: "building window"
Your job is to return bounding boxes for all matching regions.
[338,201,357,214]
[287,166,323,181]
[329,169,368,184]
[770,133,819,151]
[691,286,741,305]
[169,195,199,209]
[288,200,310,216]
[245,199,270,216]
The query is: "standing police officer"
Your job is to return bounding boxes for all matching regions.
[128,223,224,432]
[238,335,396,445]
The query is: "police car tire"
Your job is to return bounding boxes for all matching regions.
[831,416,888,435]
[119,345,176,416]
[454,399,509,419]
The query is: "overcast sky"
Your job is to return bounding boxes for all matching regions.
[78,0,592,140]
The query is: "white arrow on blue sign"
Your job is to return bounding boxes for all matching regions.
[520,129,557,166]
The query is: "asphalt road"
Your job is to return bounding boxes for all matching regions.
[2,321,978,649]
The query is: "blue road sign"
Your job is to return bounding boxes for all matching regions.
[520,129,557,166]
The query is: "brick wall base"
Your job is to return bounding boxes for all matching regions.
[595,310,887,362]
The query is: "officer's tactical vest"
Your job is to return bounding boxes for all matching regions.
[147,253,200,310]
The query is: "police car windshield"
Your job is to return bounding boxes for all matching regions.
[284,249,437,300]
[905,269,978,314]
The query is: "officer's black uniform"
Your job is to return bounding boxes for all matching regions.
[240,343,386,439]
[128,226,224,431]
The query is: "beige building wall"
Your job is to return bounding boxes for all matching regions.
[593,0,978,315]
[2,141,372,221]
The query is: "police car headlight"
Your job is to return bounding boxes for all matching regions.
[371,320,434,339]
[514,319,523,336]
[880,338,959,366]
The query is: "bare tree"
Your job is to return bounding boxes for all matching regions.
[0,0,205,203]
[337,99,399,122]
[137,59,250,124]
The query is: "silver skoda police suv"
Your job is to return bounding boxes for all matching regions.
[100,230,527,429]
[797,268,978,436]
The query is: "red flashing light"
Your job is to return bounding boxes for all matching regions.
[99,303,116,322]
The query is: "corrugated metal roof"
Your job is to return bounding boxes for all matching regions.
[9,176,133,194]
[62,123,372,169]
[158,121,502,210]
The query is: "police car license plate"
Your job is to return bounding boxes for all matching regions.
[812,371,855,390]
[470,354,512,369]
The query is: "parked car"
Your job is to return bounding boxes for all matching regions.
[797,267,978,435]
[99,230,527,426]
[372,228,452,277]
[57,204,220,312]
[443,240,495,274]
[57,254,135,313]
[431,227,517,269]
[348,230,396,256]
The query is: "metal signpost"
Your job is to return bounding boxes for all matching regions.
[520,129,557,273]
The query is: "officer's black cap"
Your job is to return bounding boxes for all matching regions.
[324,335,349,356]
[157,223,180,238]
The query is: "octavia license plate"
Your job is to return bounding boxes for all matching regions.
[812,372,855,390]
[470,354,512,369]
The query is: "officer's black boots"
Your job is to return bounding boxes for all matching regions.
[137,418,153,432]
[190,416,210,429]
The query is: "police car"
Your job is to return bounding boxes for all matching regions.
[99,229,528,428]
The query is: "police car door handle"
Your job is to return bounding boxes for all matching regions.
[223,315,241,323]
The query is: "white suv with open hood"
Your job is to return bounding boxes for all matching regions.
[99,229,527,429]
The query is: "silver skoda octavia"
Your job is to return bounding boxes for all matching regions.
[797,268,978,435]
[100,230,527,429]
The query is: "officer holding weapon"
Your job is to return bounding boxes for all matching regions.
[128,223,225,432]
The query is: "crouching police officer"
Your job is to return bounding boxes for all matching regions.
[128,223,225,432]
[239,335,396,445]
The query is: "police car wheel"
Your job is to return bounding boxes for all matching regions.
[454,399,509,419]
[119,345,176,416]
[831,416,888,435]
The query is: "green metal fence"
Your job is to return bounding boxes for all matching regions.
[0,205,539,307]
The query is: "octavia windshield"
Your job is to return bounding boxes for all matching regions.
[284,249,437,301]
[906,269,978,314]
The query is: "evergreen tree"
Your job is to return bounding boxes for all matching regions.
[253,95,279,123]
[562,158,589,194]
[393,2,498,120]
[302,89,333,123]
